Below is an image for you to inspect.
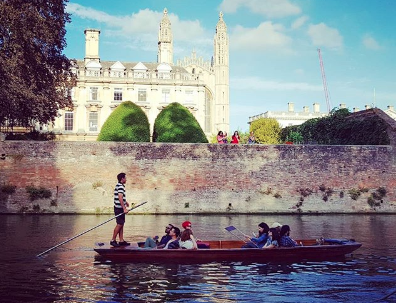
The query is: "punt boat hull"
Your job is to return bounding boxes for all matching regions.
[94,239,362,263]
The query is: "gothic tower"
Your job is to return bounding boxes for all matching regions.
[158,8,173,64]
[214,12,229,133]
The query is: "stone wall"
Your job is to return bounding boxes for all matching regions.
[1,141,395,214]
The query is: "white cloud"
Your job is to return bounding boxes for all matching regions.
[291,16,308,30]
[231,77,322,91]
[231,22,292,52]
[362,34,381,50]
[66,3,208,44]
[220,0,301,18]
[307,23,343,49]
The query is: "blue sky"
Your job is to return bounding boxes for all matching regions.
[64,0,396,132]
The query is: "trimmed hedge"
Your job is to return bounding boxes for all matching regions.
[153,102,208,143]
[97,101,150,142]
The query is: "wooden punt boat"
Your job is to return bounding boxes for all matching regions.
[94,238,362,263]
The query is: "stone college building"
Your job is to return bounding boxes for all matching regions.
[52,9,229,140]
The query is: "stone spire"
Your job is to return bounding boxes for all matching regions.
[213,11,229,133]
[157,8,173,64]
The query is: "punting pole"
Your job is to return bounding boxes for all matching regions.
[224,226,259,248]
[36,201,148,257]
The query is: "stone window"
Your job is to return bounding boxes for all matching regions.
[185,90,193,103]
[90,87,98,101]
[65,112,74,131]
[158,72,171,79]
[162,89,170,103]
[89,112,98,132]
[138,89,147,102]
[114,88,122,101]
[111,71,124,78]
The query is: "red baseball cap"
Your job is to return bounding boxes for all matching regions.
[182,221,192,229]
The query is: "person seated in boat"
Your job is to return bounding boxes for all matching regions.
[263,228,280,249]
[144,224,174,249]
[271,222,282,233]
[164,226,181,249]
[182,220,202,240]
[242,222,269,248]
[279,225,299,247]
[179,229,198,249]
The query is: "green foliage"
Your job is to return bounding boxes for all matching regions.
[153,102,208,143]
[97,101,150,142]
[0,0,75,129]
[32,204,41,212]
[26,186,52,201]
[250,118,281,144]
[6,130,55,141]
[209,134,218,143]
[348,188,361,200]
[299,108,351,144]
[1,183,16,194]
[237,130,250,144]
[367,186,386,207]
[280,125,303,144]
[281,108,390,145]
[286,131,303,144]
[280,125,300,142]
[377,187,387,197]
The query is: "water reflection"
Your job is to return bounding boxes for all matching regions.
[1,214,396,302]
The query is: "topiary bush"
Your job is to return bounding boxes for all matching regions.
[153,102,208,143]
[97,101,150,142]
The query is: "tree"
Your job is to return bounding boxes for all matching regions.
[153,102,208,143]
[250,118,281,144]
[97,101,150,142]
[0,0,75,130]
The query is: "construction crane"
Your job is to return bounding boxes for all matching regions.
[317,48,332,113]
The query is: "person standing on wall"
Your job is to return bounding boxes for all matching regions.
[231,131,240,144]
[110,172,130,247]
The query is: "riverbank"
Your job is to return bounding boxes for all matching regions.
[1,141,395,214]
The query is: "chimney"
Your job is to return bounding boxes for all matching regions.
[339,103,346,109]
[303,106,309,113]
[353,107,360,113]
[388,105,395,111]
[288,102,294,112]
[313,103,320,113]
[84,29,101,64]
[365,105,371,110]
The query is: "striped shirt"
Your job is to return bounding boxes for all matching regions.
[114,182,126,208]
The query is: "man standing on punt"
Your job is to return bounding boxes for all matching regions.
[110,172,130,247]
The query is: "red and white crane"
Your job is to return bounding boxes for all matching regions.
[317,48,332,113]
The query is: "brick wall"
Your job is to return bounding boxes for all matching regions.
[1,141,395,214]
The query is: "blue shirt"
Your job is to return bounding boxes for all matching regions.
[264,237,279,248]
[280,235,297,247]
[251,233,269,248]
[159,235,172,246]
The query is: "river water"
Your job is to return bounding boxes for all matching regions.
[0,214,395,302]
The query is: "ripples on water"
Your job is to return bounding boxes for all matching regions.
[1,214,396,302]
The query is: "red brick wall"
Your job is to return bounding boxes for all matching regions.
[1,141,395,213]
